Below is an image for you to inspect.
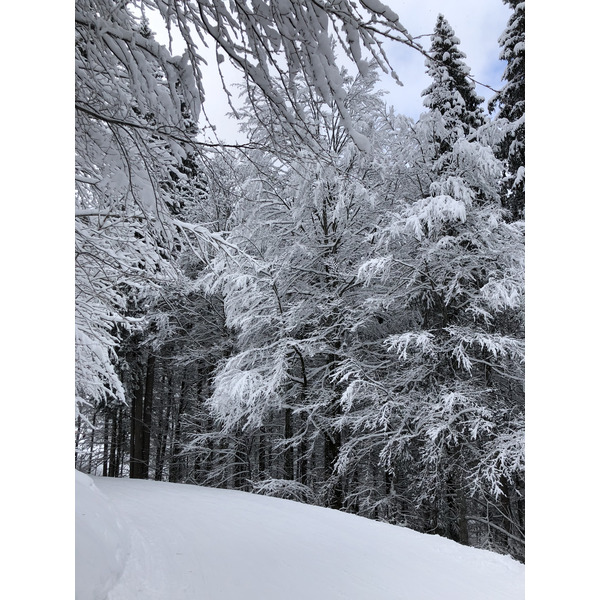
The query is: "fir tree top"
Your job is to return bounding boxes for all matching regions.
[488,0,525,222]
[422,14,485,136]
[489,1,525,124]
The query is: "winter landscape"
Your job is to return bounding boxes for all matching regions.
[74,0,526,598]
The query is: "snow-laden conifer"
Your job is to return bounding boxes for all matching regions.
[421,14,486,142]
[489,0,525,221]
[342,112,524,556]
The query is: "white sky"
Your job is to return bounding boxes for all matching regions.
[146,1,511,143]
[376,0,512,118]
[187,0,513,143]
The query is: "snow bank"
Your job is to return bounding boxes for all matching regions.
[76,473,524,600]
[75,471,129,600]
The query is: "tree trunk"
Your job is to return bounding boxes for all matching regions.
[297,433,307,485]
[446,468,469,546]
[87,408,98,474]
[258,429,266,476]
[169,378,187,483]
[102,411,110,477]
[154,373,173,481]
[284,408,294,480]
[324,428,343,509]
[140,354,156,479]
[116,406,126,477]
[130,363,145,479]
[75,414,83,470]
[108,410,118,477]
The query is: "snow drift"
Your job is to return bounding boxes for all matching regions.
[76,471,524,600]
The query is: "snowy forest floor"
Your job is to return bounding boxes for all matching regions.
[76,471,524,600]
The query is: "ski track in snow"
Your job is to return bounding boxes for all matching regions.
[76,472,524,600]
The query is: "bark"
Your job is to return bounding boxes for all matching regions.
[446,468,469,546]
[140,354,156,479]
[116,406,126,477]
[102,412,110,477]
[75,414,83,470]
[87,408,98,474]
[297,434,307,485]
[154,373,173,481]
[324,428,343,509]
[169,378,187,483]
[130,363,145,479]
[284,408,294,480]
[258,430,266,475]
[108,410,118,477]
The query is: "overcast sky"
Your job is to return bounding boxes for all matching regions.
[375,0,512,118]
[153,0,513,143]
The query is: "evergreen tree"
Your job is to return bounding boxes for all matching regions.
[422,14,486,155]
[489,1,525,221]
[343,118,525,556]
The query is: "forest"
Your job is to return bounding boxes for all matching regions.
[74,0,525,562]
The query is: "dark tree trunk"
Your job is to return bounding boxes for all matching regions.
[116,406,126,477]
[446,468,469,546]
[130,365,145,479]
[154,373,173,481]
[500,473,525,560]
[233,446,246,489]
[192,369,208,482]
[87,408,98,474]
[140,354,156,479]
[284,408,294,480]
[323,342,343,509]
[108,410,118,477]
[324,428,343,509]
[75,414,83,470]
[297,434,307,485]
[102,411,110,477]
[169,378,187,483]
[203,419,214,482]
[258,429,266,475]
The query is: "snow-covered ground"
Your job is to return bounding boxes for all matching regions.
[76,470,524,600]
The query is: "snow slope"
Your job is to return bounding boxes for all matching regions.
[76,471,524,600]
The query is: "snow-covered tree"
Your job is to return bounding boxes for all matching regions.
[75,146,239,480]
[489,0,525,221]
[337,104,525,555]
[201,66,397,507]
[74,0,413,415]
[421,14,486,160]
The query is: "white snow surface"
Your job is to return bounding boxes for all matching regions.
[76,471,524,600]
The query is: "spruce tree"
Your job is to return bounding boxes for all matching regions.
[489,1,525,221]
[422,14,486,146]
